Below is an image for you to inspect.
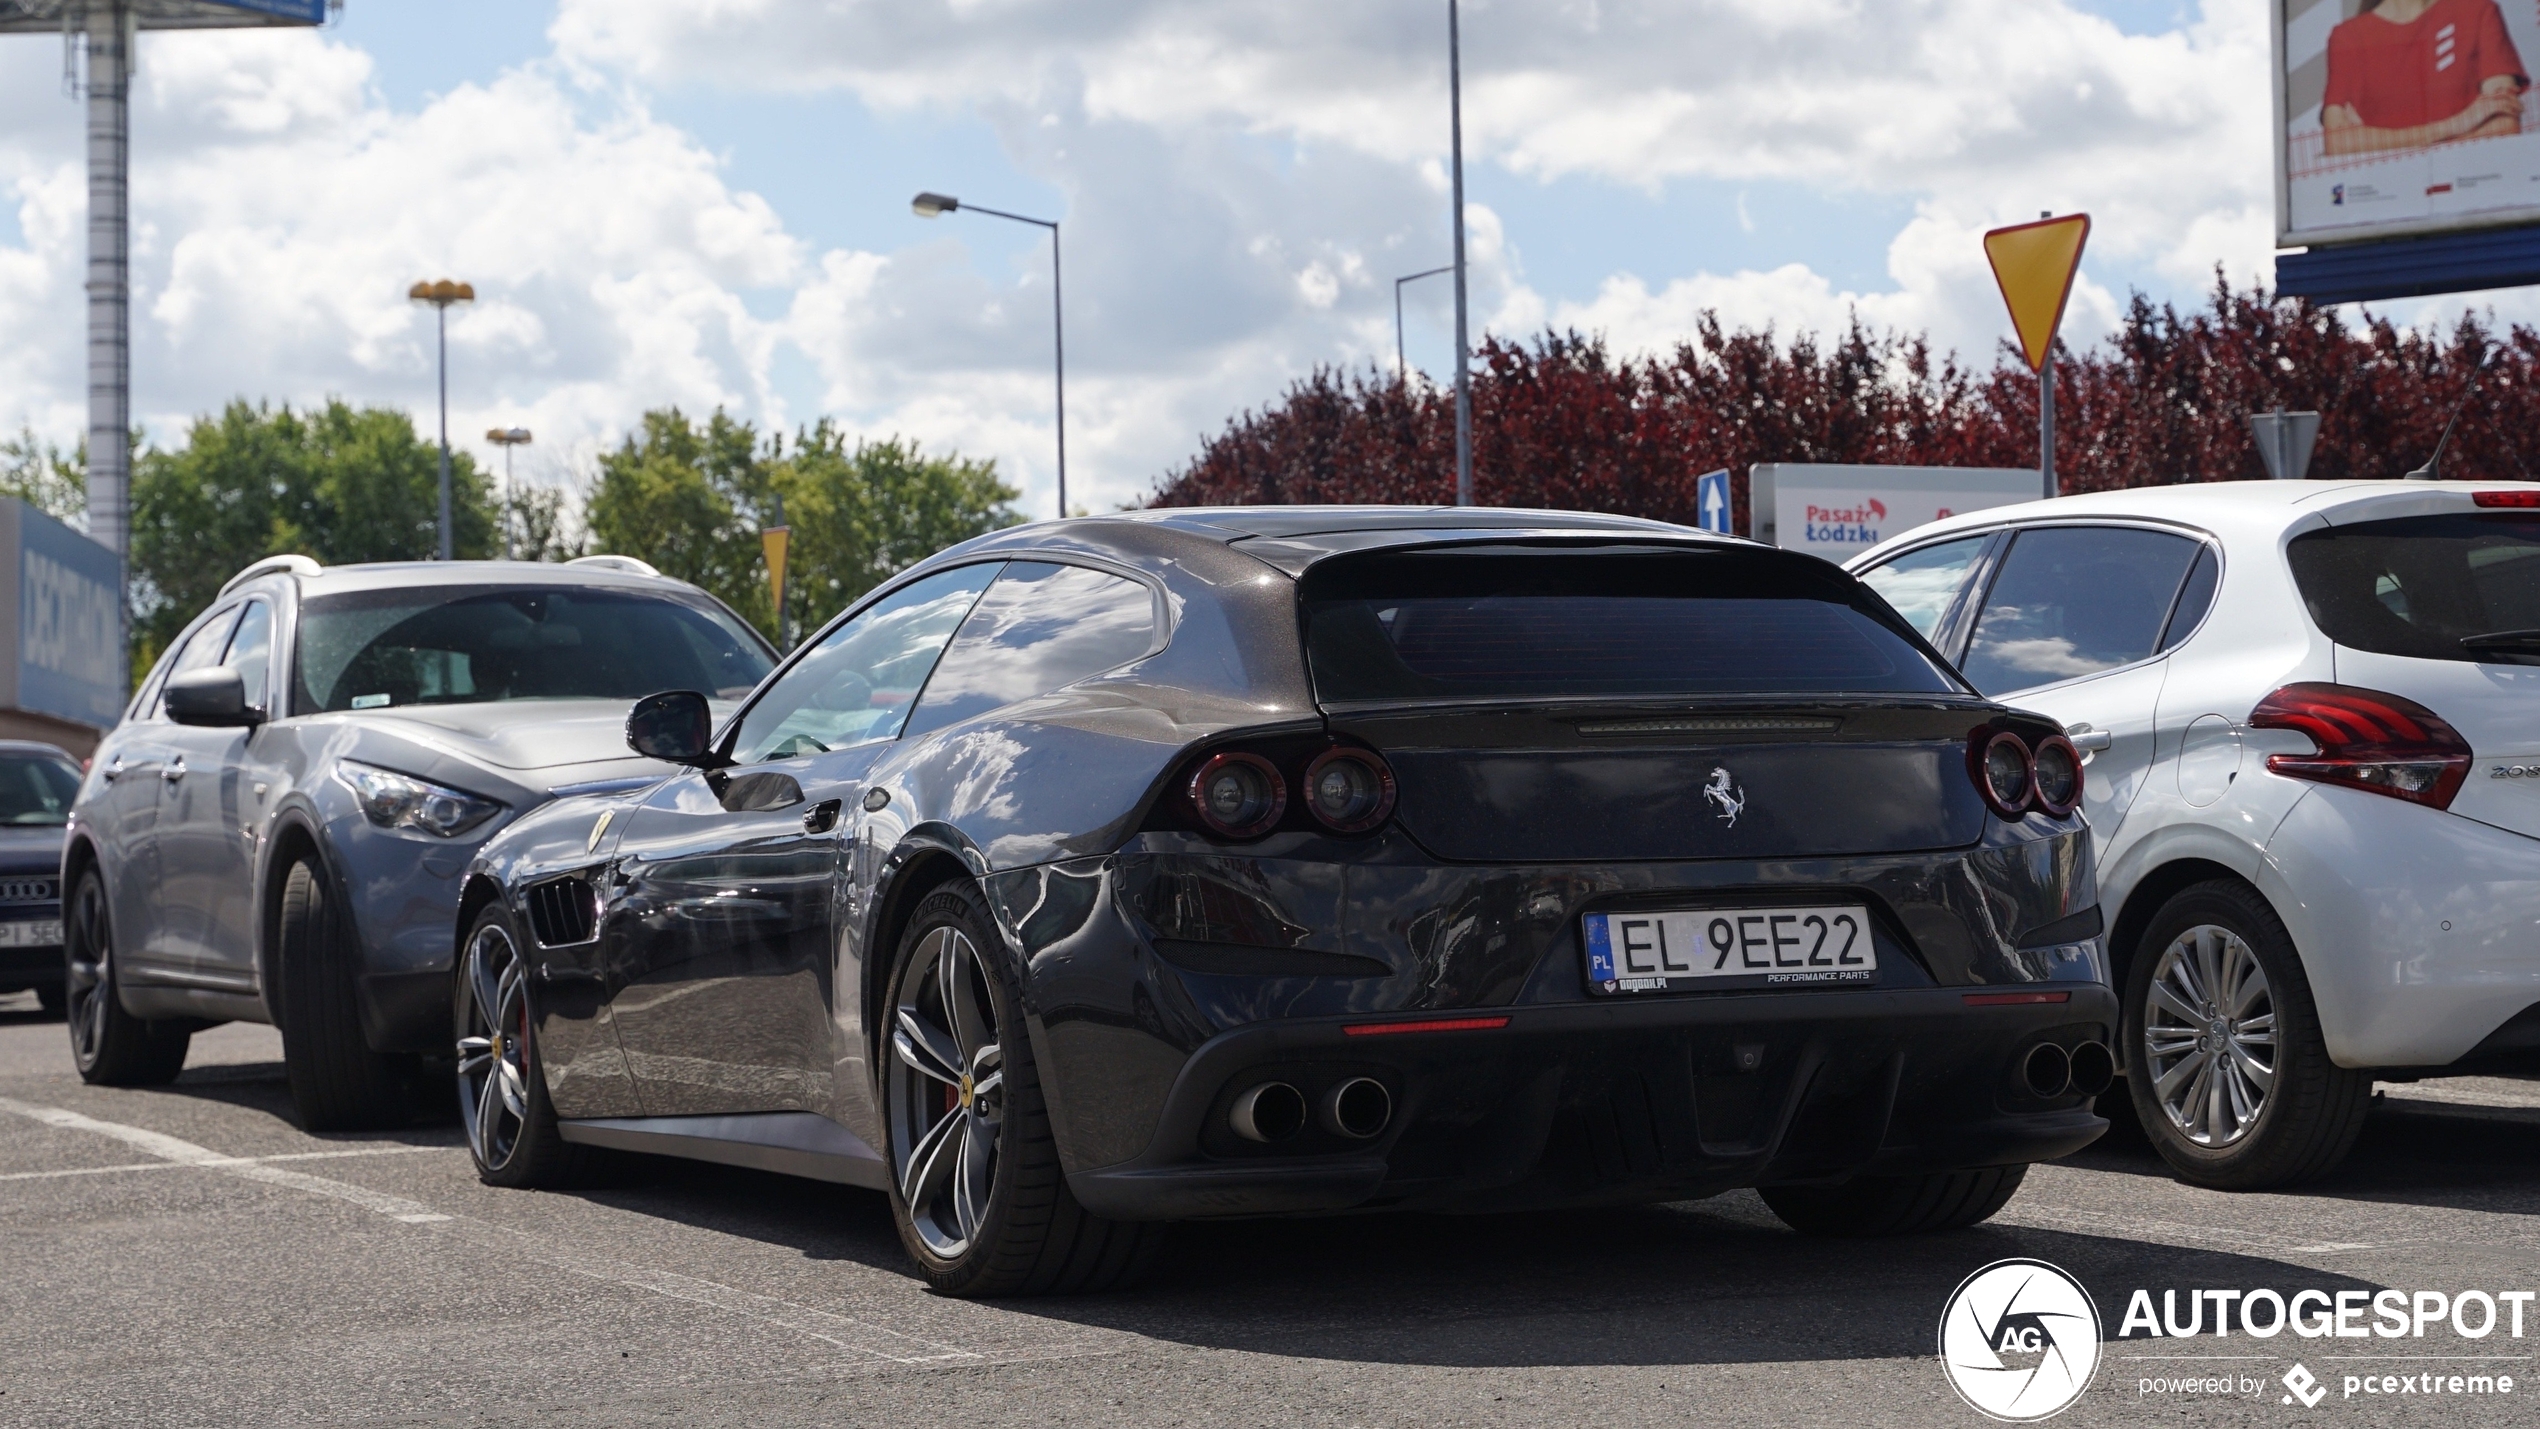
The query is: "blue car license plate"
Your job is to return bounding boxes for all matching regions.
[1584,906,1876,994]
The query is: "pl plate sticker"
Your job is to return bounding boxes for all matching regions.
[1939,1258,2102,1421]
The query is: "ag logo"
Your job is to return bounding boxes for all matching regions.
[1938,1258,2101,1421]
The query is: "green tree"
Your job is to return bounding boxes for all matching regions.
[129,399,494,665]
[584,408,1019,640]
[0,425,87,525]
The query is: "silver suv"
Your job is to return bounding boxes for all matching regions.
[63,555,775,1127]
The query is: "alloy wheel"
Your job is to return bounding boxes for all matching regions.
[455,922,532,1172]
[64,877,111,1068]
[887,925,1004,1259]
[2142,923,2276,1148]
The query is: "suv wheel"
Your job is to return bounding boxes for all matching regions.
[64,868,189,1085]
[2123,879,2369,1189]
[276,856,419,1131]
[881,881,1163,1296]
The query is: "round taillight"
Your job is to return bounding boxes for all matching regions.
[1302,747,1396,833]
[2030,735,2083,817]
[1979,731,2034,818]
[1189,752,1286,838]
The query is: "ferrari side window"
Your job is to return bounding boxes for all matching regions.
[901,563,1157,738]
[728,563,1000,764]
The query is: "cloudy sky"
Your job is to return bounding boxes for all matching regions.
[0,0,2503,519]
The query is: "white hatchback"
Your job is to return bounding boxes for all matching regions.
[1851,480,2540,1190]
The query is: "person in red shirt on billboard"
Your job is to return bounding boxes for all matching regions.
[2321,0,2528,155]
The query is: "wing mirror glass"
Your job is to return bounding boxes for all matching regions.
[164,666,260,727]
[626,689,718,767]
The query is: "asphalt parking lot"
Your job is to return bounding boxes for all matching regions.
[3,994,2537,1428]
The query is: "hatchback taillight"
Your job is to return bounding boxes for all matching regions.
[1188,752,1286,838]
[1967,728,2084,819]
[2249,682,2471,810]
[1302,747,1396,832]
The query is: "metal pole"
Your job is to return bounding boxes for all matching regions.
[1394,266,1452,384]
[1050,222,1065,520]
[501,442,513,560]
[1449,0,1473,506]
[2041,346,2057,500]
[85,4,129,585]
[436,305,452,560]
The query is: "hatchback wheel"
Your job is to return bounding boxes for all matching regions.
[1762,1165,2028,1236]
[2123,879,2368,1189]
[455,904,598,1187]
[64,868,189,1085]
[882,882,1163,1296]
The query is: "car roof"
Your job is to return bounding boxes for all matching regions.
[1104,505,1698,540]
[260,560,709,599]
[0,740,78,761]
[1850,479,2540,564]
[952,506,1748,576]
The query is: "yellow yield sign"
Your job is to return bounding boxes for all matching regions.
[1983,212,2090,497]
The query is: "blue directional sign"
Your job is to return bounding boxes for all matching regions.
[1696,469,1732,534]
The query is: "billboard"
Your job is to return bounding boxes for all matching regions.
[2277,0,2540,246]
[0,502,125,730]
[1748,464,2042,564]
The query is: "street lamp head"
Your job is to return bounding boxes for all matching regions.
[409,278,475,307]
[911,192,960,218]
[486,427,531,446]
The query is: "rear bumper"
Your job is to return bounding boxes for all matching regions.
[2263,785,2540,1067]
[1062,984,2114,1221]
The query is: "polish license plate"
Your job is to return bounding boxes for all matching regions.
[1584,906,1876,994]
[0,919,61,948]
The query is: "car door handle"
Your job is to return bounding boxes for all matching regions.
[101,756,125,782]
[802,799,843,835]
[161,757,186,783]
[2069,730,2113,752]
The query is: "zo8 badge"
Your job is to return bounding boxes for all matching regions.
[1938,1258,2102,1421]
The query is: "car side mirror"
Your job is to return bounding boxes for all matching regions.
[626,689,718,767]
[164,666,260,727]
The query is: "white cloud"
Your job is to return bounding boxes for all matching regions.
[0,0,2356,522]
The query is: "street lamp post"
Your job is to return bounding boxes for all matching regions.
[912,191,1067,521]
[409,279,475,560]
[1394,265,1452,380]
[1448,0,1473,507]
[485,426,531,559]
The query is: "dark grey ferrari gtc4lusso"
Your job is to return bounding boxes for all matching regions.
[457,507,2115,1296]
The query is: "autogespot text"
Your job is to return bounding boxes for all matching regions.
[2120,1287,2530,1405]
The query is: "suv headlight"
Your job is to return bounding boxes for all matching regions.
[335,762,505,838]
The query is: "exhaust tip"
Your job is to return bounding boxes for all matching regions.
[1321,1077,1392,1140]
[2022,1042,2073,1099]
[1230,1081,1308,1143]
[2068,1040,2115,1098]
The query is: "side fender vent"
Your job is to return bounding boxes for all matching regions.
[523,876,599,948]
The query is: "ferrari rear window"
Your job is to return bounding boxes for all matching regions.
[1301,546,1963,702]
[2289,513,2540,664]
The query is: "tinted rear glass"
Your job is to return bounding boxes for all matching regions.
[295,585,775,714]
[2288,514,2540,663]
[0,752,81,825]
[1302,547,1962,701]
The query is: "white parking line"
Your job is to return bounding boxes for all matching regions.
[0,1144,441,1183]
[0,1095,1006,1368]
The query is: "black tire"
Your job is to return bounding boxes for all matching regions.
[881,881,1164,1297]
[33,977,65,1018]
[64,868,189,1085]
[454,902,604,1188]
[276,856,418,1132]
[2122,879,2368,1190]
[1762,1165,2029,1237]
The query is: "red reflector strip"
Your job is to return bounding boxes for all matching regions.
[1962,991,2072,1007]
[1341,1015,1512,1037]
[2474,490,2540,508]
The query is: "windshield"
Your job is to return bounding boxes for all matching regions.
[2288,514,2540,664]
[0,751,81,825]
[293,585,775,714]
[1302,547,1964,702]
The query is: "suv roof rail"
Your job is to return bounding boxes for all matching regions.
[220,554,321,595]
[565,554,662,578]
